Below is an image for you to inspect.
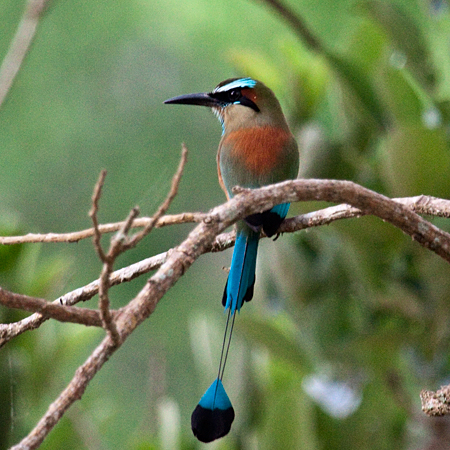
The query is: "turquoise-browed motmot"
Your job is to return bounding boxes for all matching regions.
[165,77,299,442]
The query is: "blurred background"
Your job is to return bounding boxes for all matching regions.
[2,0,450,448]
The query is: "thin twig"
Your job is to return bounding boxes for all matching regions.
[100,207,140,345]
[0,230,233,345]
[88,169,121,344]
[124,144,188,249]
[0,0,51,109]
[0,213,207,245]
[89,170,108,262]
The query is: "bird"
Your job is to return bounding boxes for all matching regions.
[164,77,299,442]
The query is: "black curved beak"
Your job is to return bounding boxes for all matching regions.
[164,92,220,108]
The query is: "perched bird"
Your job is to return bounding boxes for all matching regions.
[165,77,299,442]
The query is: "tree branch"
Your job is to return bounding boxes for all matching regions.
[421,387,450,416]
[0,288,109,328]
[0,213,206,245]
[233,179,450,263]
[10,334,117,450]
[89,170,108,262]
[89,170,133,345]
[282,194,450,233]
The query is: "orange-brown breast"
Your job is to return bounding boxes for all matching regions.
[221,126,291,176]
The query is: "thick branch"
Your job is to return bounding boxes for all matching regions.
[0,288,108,328]
[421,387,450,416]
[225,180,450,263]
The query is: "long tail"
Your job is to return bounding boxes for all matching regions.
[222,229,260,314]
[191,230,259,442]
[191,208,292,442]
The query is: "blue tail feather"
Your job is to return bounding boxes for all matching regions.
[198,378,232,410]
[191,379,235,443]
[223,230,259,314]
[271,202,290,220]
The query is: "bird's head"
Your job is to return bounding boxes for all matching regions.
[164,78,289,132]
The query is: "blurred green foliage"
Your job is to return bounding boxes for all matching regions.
[2,0,450,448]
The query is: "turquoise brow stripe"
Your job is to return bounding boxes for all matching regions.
[214,78,256,92]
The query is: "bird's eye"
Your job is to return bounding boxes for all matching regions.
[228,89,241,102]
